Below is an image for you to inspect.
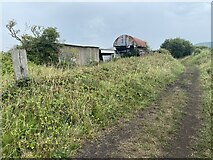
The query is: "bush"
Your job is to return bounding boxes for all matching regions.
[22,27,60,65]
[158,48,171,55]
[1,52,13,75]
[193,48,201,55]
[161,38,194,58]
[6,20,60,65]
[121,48,140,58]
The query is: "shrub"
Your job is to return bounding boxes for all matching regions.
[1,52,13,75]
[158,48,171,55]
[161,38,194,58]
[6,20,60,65]
[193,48,201,55]
[121,48,140,58]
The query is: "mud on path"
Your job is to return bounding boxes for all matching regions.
[75,64,202,158]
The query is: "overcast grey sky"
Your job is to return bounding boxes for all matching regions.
[1,2,211,51]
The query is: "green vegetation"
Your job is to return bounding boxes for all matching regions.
[6,20,60,65]
[112,87,187,158]
[1,52,13,75]
[182,48,212,158]
[161,38,194,58]
[193,46,209,56]
[120,47,140,58]
[1,53,184,158]
[121,42,150,58]
[158,48,171,56]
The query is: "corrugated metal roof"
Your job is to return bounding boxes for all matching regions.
[113,34,147,48]
[132,37,146,47]
[60,42,99,48]
[100,49,115,54]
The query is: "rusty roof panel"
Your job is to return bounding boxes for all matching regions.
[113,34,146,48]
[132,37,146,47]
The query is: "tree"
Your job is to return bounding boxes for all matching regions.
[6,20,60,65]
[160,38,194,58]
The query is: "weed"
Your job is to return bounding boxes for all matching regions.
[182,48,211,158]
[1,53,184,158]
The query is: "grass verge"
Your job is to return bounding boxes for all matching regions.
[110,87,187,158]
[1,53,184,158]
[182,48,212,158]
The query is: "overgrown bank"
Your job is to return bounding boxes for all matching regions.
[182,49,212,158]
[1,53,184,158]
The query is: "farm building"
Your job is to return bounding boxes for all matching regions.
[59,43,99,66]
[99,47,117,62]
[113,34,147,56]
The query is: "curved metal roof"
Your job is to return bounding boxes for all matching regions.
[113,34,147,48]
[132,37,146,47]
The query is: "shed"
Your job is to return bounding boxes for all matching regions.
[59,43,99,66]
[99,48,116,62]
[113,34,147,56]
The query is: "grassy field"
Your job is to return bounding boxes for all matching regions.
[182,48,212,158]
[1,52,184,158]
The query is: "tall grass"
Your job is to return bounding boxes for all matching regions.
[1,53,184,158]
[182,48,211,158]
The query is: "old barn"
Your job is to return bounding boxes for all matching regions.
[58,35,148,66]
[113,34,147,56]
[59,43,99,66]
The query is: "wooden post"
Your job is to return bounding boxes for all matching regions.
[11,49,29,81]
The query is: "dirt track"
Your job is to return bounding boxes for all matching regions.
[75,64,202,158]
[164,65,201,158]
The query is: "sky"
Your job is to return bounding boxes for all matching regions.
[0,1,211,51]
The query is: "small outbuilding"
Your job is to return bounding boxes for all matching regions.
[99,47,117,62]
[59,43,99,66]
[113,34,147,56]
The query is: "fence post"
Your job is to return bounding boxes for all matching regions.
[11,49,29,81]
